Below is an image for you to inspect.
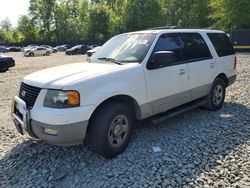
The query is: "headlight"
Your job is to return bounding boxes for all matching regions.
[44,90,80,108]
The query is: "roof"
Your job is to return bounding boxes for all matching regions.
[123,28,224,35]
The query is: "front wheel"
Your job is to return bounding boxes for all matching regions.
[89,102,135,158]
[46,51,50,56]
[203,78,226,111]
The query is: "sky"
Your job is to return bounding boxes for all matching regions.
[0,0,29,27]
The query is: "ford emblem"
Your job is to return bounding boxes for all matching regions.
[21,90,26,97]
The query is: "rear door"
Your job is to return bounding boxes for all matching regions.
[180,33,216,100]
[144,33,190,115]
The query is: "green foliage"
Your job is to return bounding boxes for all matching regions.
[123,0,164,31]
[17,15,38,42]
[89,4,111,39]
[0,18,12,31]
[209,0,250,29]
[0,0,250,44]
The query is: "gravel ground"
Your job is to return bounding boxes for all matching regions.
[0,52,249,188]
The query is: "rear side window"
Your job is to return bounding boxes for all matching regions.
[207,33,235,57]
[153,33,184,62]
[181,33,212,61]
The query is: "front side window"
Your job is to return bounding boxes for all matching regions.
[152,33,184,62]
[181,33,211,61]
[91,33,155,63]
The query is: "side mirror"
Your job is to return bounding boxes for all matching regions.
[148,51,176,70]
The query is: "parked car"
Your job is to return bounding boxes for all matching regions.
[87,46,102,57]
[54,45,68,52]
[40,45,57,53]
[7,46,21,52]
[11,29,237,158]
[0,46,8,53]
[21,45,38,52]
[65,45,88,55]
[0,55,15,72]
[23,47,53,57]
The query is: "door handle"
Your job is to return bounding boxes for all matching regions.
[178,69,186,75]
[210,62,215,68]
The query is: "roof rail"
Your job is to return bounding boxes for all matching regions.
[145,26,181,30]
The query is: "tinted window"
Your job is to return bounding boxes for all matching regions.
[181,33,211,61]
[153,33,184,62]
[207,33,235,57]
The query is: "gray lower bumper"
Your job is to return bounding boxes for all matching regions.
[31,120,88,146]
[12,96,88,146]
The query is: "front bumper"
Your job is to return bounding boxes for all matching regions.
[11,96,89,146]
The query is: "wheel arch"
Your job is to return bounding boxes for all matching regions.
[216,73,228,87]
[88,95,141,130]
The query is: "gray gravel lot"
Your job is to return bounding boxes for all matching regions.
[0,52,249,188]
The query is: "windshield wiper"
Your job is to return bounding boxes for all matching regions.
[97,57,123,65]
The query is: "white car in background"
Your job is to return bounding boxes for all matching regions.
[23,47,53,57]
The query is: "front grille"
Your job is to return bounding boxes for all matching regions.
[19,82,41,109]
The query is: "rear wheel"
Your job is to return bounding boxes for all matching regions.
[46,51,50,56]
[203,78,226,111]
[0,65,8,72]
[89,102,135,158]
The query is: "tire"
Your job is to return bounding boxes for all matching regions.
[203,78,226,111]
[0,65,8,72]
[89,102,135,158]
[46,51,50,56]
[29,52,34,57]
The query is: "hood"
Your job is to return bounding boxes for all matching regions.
[23,62,133,89]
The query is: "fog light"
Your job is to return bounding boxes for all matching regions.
[44,128,58,135]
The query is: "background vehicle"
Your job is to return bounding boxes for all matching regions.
[54,45,68,52]
[228,29,250,52]
[65,45,88,55]
[7,46,21,52]
[87,46,102,57]
[21,45,38,52]
[40,45,57,53]
[0,46,8,53]
[0,55,15,72]
[23,47,53,57]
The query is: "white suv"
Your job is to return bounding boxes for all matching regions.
[12,29,237,158]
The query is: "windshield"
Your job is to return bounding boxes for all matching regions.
[91,33,155,63]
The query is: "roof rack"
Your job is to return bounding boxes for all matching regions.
[146,26,181,30]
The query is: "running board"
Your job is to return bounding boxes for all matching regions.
[151,98,207,124]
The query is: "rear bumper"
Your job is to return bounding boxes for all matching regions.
[228,75,237,87]
[11,96,89,146]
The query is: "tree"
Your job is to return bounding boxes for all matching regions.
[29,0,57,41]
[160,0,210,28]
[0,18,12,31]
[123,0,164,32]
[209,0,250,29]
[89,3,112,40]
[54,0,89,41]
[17,15,37,42]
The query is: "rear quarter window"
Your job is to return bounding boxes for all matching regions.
[207,33,235,57]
